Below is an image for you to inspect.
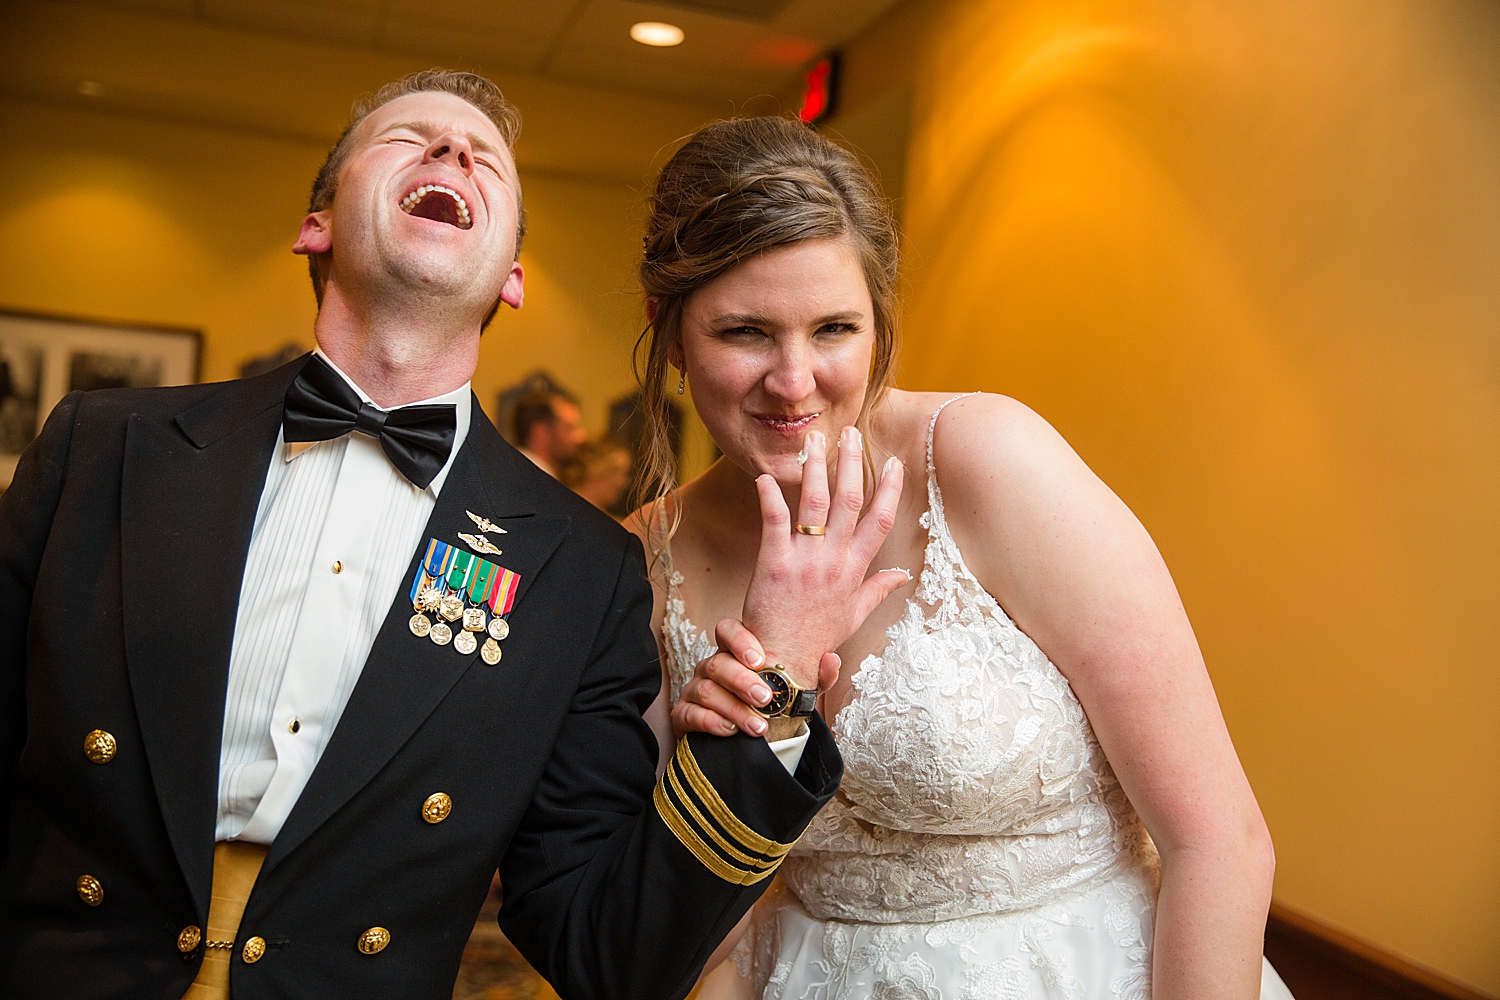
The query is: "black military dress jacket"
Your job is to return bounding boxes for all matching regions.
[0,356,841,1000]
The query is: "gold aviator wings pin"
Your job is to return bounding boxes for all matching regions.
[466,510,507,535]
[458,532,502,556]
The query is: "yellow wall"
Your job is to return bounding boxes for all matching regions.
[0,94,648,436]
[832,0,1500,990]
[0,1,733,447]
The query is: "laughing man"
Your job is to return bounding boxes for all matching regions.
[0,70,876,1000]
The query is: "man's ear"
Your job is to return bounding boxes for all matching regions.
[498,261,525,310]
[292,211,333,256]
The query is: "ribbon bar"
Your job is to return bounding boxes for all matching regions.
[409,537,521,616]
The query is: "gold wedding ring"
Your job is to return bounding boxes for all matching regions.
[794,523,828,536]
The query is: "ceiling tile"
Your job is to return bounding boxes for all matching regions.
[653,0,794,21]
[770,0,906,45]
[375,16,552,74]
[545,45,792,106]
[199,0,382,48]
[77,0,198,15]
[381,0,578,38]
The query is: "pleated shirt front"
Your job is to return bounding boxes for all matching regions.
[215,353,471,844]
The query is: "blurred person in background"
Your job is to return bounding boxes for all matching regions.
[559,436,632,515]
[512,390,585,477]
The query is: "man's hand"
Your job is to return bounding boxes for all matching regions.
[671,619,842,738]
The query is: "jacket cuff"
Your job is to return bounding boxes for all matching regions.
[652,714,841,885]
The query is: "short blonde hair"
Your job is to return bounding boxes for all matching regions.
[306,69,526,306]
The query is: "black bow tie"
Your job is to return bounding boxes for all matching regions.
[282,355,457,490]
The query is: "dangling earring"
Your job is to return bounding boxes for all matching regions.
[677,370,686,395]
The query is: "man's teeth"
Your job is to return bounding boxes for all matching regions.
[399,184,472,226]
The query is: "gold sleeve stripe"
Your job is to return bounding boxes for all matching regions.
[653,780,779,885]
[673,739,796,859]
[665,757,779,872]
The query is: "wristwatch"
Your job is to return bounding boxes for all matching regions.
[754,666,818,718]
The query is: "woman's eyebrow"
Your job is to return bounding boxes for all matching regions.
[713,310,864,326]
[379,120,503,157]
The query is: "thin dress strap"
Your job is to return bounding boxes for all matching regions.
[923,393,982,527]
[914,393,987,626]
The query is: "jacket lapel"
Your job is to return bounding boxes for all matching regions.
[120,357,308,916]
[265,407,570,870]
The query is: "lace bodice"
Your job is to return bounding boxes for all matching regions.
[661,395,1159,926]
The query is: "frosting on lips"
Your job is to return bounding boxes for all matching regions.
[399,184,472,229]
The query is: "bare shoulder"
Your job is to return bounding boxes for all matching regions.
[623,500,656,553]
[871,389,987,468]
[926,392,1091,500]
[922,393,1140,606]
[870,390,1094,522]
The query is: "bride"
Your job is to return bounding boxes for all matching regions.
[629,116,1294,1000]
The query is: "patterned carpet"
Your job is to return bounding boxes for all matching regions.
[452,888,560,1000]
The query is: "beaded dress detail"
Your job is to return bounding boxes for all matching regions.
[661,395,1290,999]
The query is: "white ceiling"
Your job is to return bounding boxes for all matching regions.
[73,0,902,104]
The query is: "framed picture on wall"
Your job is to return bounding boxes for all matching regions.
[0,309,201,489]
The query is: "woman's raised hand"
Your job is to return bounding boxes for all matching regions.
[671,425,905,738]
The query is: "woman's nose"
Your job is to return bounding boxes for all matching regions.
[763,352,817,402]
[424,133,474,174]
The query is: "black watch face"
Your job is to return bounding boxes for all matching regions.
[757,669,793,716]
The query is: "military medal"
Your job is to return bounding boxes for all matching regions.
[407,536,521,659]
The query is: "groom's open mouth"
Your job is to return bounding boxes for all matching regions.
[399,184,473,230]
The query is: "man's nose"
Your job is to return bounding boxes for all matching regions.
[423,133,475,175]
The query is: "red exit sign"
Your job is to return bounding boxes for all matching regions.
[798,53,841,125]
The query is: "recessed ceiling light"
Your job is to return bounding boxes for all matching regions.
[77,80,104,97]
[630,21,685,47]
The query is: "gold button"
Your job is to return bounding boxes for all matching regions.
[289,719,300,734]
[421,792,452,824]
[177,925,202,953]
[357,926,390,954]
[242,936,266,963]
[332,560,343,574]
[83,730,116,764]
[76,875,103,906]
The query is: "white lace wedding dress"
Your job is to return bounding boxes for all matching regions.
[661,395,1294,1000]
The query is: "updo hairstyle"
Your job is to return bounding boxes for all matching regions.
[635,116,901,516]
